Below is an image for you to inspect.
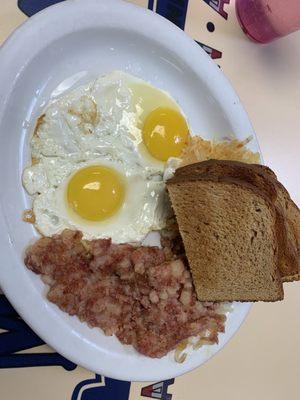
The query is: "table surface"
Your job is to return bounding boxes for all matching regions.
[0,1,300,399]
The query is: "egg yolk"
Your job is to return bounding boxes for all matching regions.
[142,107,189,161]
[67,165,125,221]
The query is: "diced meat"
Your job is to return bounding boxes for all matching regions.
[131,247,165,274]
[24,229,226,358]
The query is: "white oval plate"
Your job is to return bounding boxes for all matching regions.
[0,0,256,381]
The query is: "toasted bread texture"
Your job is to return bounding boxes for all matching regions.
[174,159,276,180]
[268,180,300,281]
[167,177,284,302]
[171,160,300,282]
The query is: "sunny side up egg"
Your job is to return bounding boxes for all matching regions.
[23,157,171,242]
[23,71,189,242]
[127,79,189,163]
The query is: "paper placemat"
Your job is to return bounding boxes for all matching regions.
[1,1,300,399]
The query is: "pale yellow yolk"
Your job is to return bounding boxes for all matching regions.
[142,107,189,162]
[67,165,125,221]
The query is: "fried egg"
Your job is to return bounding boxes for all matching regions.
[23,71,188,242]
[127,78,189,164]
[31,71,189,170]
[23,158,170,242]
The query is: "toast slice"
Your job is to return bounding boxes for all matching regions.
[167,177,284,302]
[171,160,300,282]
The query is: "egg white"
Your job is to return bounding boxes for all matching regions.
[24,158,170,243]
[24,71,186,242]
[31,71,187,172]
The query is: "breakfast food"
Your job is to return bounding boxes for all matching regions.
[29,71,188,167]
[167,178,283,301]
[22,69,299,360]
[23,157,171,243]
[24,229,226,358]
[24,71,245,360]
[179,136,260,166]
[173,160,300,282]
[167,159,300,301]
[22,71,189,242]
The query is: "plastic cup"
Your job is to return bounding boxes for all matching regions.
[236,0,300,43]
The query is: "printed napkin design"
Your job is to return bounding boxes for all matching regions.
[71,375,131,400]
[202,0,230,19]
[0,295,76,370]
[141,380,175,400]
[18,0,65,16]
